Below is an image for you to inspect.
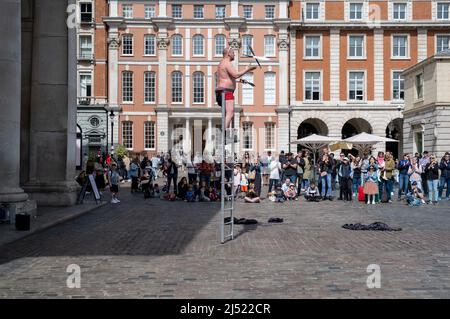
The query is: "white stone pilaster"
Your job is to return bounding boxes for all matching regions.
[157,29,169,106]
[277,111,290,153]
[279,0,288,19]
[418,29,428,62]
[109,0,118,17]
[278,28,289,108]
[185,65,191,108]
[290,30,297,104]
[207,65,213,108]
[231,0,239,18]
[159,0,167,17]
[185,28,190,60]
[330,29,340,102]
[157,111,169,153]
[374,29,384,101]
[207,28,212,60]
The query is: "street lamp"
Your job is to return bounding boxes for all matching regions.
[109,110,115,156]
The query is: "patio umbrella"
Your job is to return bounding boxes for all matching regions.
[290,134,342,181]
[343,132,398,155]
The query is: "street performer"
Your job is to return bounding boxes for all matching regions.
[216,47,257,139]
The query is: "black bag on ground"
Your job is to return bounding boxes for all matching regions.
[16,214,31,231]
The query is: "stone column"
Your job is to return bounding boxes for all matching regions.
[277,26,289,108]
[23,0,78,206]
[0,0,32,211]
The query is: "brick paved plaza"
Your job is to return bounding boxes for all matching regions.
[0,182,449,299]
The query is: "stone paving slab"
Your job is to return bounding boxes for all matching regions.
[0,182,449,298]
[0,201,107,246]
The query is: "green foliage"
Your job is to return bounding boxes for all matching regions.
[115,144,128,158]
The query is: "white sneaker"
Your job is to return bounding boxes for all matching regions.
[115,198,121,203]
[111,199,117,204]
[372,201,376,205]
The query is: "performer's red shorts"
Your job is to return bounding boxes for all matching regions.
[224,91,234,101]
[215,90,235,107]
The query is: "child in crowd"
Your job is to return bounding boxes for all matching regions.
[186,185,196,202]
[364,165,379,205]
[208,186,218,201]
[274,185,285,203]
[286,183,298,200]
[108,163,121,204]
[199,182,210,202]
[240,172,249,193]
[305,181,321,202]
[406,181,425,206]
[153,183,161,198]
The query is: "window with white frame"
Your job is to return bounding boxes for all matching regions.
[216,5,226,19]
[122,122,133,149]
[171,71,183,103]
[144,122,155,149]
[304,35,321,58]
[144,35,156,56]
[122,35,133,55]
[145,5,156,19]
[242,35,253,56]
[304,72,321,101]
[172,34,183,56]
[264,35,276,57]
[265,123,275,150]
[243,5,253,19]
[437,35,450,52]
[193,35,204,56]
[392,35,408,58]
[265,5,275,19]
[392,71,405,100]
[242,122,253,150]
[193,72,205,104]
[122,71,133,102]
[348,72,365,101]
[305,3,320,20]
[264,72,276,105]
[416,73,423,99]
[215,34,226,56]
[437,2,450,20]
[80,3,92,22]
[144,71,156,103]
[172,4,182,18]
[241,73,254,105]
[194,5,204,19]
[348,35,364,58]
[349,3,363,20]
[393,3,407,20]
[79,35,92,58]
[79,74,92,97]
[122,4,133,18]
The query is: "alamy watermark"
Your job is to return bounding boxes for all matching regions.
[66,264,81,289]
[366,264,381,288]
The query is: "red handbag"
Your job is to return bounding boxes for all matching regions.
[358,186,365,202]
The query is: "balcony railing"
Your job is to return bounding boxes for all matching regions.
[77,97,107,106]
[77,53,94,62]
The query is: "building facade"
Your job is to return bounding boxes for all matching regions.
[76,0,109,158]
[288,0,450,158]
[77,0,450,159]
[402,50,450,158]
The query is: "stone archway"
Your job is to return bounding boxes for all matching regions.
[386,118,403,159]
[341,118,373,156]
[297,118,329,152]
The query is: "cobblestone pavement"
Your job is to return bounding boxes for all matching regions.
[0,182,449,299]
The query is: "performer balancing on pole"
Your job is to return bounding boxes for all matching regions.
[216,47,257,142]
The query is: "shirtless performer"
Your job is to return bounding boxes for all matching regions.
[216,47,257,131]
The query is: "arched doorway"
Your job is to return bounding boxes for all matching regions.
[386,118,403,159]
[341,118,372,156]
[297,118,328,153]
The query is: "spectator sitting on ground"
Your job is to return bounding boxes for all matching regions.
[406,181,425,206]
[186,185,196,202]
[274,185,285,203]
[199,183,210,202]
[305,181,321,202]
[285,183,298,201]
[152,183,160,198]
[208,186,218,201]
[281,178,291,196]
[177,177,188,200]
[244,184,261,203]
